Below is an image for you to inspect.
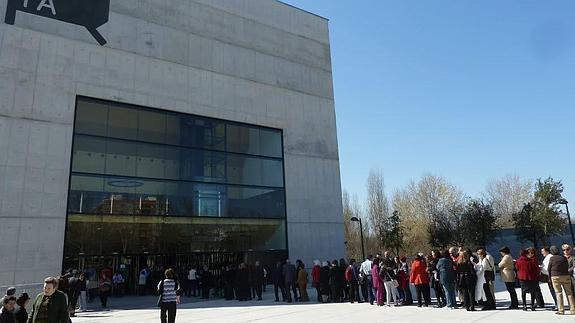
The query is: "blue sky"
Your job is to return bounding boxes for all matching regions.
[284,0,575,203]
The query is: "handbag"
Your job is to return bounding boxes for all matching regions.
[157,280,164,307]
[484,258,495,282]
[392,279,399,288]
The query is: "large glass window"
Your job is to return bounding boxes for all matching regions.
[66,97,286,257]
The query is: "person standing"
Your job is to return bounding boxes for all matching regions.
[283,260,296,303]
[339,259,349,301]
[252,261,265,301]
[187,267,197,297]
[157,268,181,323]
[477,249,496,310]
[548,245,575,315]
[200,265,212,300]
[67,272,81,317]
[27,277,69,323]
[345,259,360,303]
[296,263,309,302]
[139,267,148,296]
[98,271,112,309]
[516,249,539,311]
[526,247,545,307]
[410,254,431,307]
[0,296,16,323]
[319,262,331,303]
[541,247,558,310]
[77,272,88,312]
[371,258,384,306]
[381,252,400,306]
[360,255,374,304]
[235,263,250,301]
[112,272,124,298]
[14,293,30,323]
[428,250,446,308]
[456,250,477,311]
[498,246,519,309]
[562,244,575,294]
[311,260,321,303]
[437,250,456,309]
[273,262,286,302]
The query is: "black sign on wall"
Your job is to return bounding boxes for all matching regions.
[4,0,110,45]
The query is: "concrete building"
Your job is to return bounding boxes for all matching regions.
[0,0,344,291]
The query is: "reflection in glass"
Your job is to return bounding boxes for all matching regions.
[107,106,138,140]
[65,215,286,255]
[75,100,108,136]
[67,97,287,259]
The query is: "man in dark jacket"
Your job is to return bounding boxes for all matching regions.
[27,277,69,323]
[272,262,286,302]
[0,295,17,323]
[252,261,265,300]
[283,259,296,303]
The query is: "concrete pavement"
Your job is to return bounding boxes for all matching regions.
[71,282,573,322]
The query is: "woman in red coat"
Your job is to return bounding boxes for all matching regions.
[371,258,384,306]
[311,260,322,303]
[410,254,431,307]
[515,249,539,311]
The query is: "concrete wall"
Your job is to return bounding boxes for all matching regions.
[0,0,344,288]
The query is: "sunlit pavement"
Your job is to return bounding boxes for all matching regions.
[71,282,573,322]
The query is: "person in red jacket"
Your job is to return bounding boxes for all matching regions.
[410,254,431,307]
[345,259,360,303]
[515,249,539,311]
[311,260,322,303]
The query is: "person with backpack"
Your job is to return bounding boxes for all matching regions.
[157,268,182,323]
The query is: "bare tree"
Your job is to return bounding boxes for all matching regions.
[343,190,365,260]
[393,174,465,253]
[366,170,391,250]
[485,174,532,228]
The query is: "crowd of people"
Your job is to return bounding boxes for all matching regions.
[1,243,574,322]
[326,244,575,316]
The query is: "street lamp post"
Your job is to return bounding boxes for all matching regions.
[558,199,575,246]
[350,216,365,260]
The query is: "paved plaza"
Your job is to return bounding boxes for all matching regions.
[70,282,572,322]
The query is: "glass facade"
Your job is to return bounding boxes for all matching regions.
[64,97,287,257]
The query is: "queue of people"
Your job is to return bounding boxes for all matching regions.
[1,243,574,322]
[337,244,574,316]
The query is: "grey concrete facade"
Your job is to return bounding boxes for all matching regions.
[0,0,344,288]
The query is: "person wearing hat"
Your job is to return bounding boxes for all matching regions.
[0,295,17,323]
[14,294,30,323]
[4,288,16,298]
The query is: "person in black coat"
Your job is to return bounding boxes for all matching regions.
[272,262,286,302]
[13,293,29,323]
[235,263,250,301]
[319,261,331,302]
[0,296,16,323]
[456,250,477,311]
[252,261,265,300]
[200,265,212,299]
[223,265,236,301]
[282,260,296,303]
